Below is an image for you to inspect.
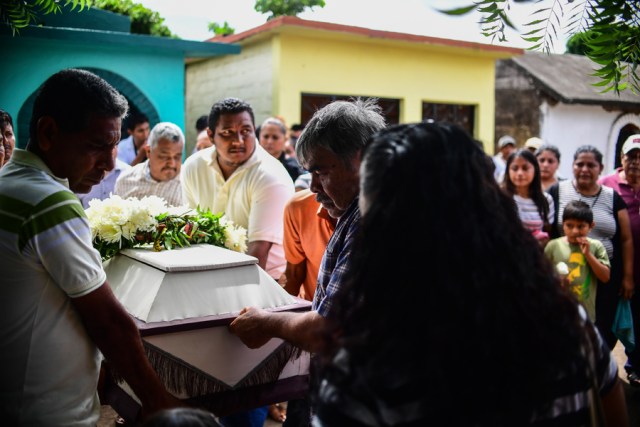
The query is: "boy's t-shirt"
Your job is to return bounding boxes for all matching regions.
[544,236,610,322]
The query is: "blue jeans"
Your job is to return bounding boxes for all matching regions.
[219,406,269,427]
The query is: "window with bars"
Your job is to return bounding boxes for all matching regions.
[422,102,475,137]
[301,94,400,126]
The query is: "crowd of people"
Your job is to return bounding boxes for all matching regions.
[0,68,637,427]
[497,133,639,391]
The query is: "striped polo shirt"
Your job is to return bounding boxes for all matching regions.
[0,149,105,425]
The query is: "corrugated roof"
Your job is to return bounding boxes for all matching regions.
[512,52,639,107]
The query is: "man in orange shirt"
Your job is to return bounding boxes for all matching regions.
[280,189,340,301]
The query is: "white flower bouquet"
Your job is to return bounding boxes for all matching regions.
[85,195,248,261]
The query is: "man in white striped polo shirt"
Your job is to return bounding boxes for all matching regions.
[0,69,181,426]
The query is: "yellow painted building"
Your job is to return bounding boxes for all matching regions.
[185,16,522,154]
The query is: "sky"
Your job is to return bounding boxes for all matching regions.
[136,0,571,53]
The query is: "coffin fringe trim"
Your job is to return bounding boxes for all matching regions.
[109,341,303,396]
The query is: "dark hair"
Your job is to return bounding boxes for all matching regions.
[0,110,13,129]
[260,117,287,135]
[126,112,149,131]
[320,122,584,425]
[195,114,208,132]
[295,98,386,169]
[535,143,561,162]
[563,200,593,224]
[141,408,221,427]
[290,123,304,132]
[574,144,603,166]
[29,68,128,145]
[503,148,550,225]
[207,97,255,131]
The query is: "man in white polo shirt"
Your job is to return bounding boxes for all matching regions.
[0,68,180,426]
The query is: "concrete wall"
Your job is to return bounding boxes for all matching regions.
[495,59,542,149]
[187,26,510,154]
[496,59,640,177]
[274,32,498,151]
[185,41,273,153]
[542,102,640,178]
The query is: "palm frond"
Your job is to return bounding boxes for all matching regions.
[436,1,640,93]
[1,0,90,34]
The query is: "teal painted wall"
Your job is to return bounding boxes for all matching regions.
[2,36,186,148]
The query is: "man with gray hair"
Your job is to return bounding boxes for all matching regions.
[115,121,185,206]
[229,98,386,425]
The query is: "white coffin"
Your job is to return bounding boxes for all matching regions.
[102,244,311,417]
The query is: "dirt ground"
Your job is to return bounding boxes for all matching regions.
[611,342,640,423]
[99,343,639,426]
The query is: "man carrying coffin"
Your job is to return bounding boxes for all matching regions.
[229,98,386,425]
[0,68,181,425]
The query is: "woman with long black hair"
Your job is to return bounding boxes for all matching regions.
[313,123,628,426]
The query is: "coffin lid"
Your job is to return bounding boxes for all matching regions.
[104,244,299,323]
[119,244,257,272]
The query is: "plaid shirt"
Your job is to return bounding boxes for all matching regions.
[312,198,360,317]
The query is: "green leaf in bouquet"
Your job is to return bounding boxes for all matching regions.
[89,196,247,260]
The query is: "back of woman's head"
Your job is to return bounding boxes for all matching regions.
[361,123,497,221]
[328,121,583,425]
[357,123,534,295]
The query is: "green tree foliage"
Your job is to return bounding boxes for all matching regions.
[566,30,592,56]
[254,0,325,21]
[1,0,176,38]
[208,21,235,36]
[440,0,640,94]
[92,0,175,37]
[1,0,90,35]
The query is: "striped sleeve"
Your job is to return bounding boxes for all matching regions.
[20,191,86,251]
[21,191,105,297]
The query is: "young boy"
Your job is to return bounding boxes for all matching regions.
[544,200,610,322]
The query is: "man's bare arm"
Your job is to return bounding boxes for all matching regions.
[229,307,326,353]
[283,261,306,297]
[72,283,182,417]
[247,240,272,271]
